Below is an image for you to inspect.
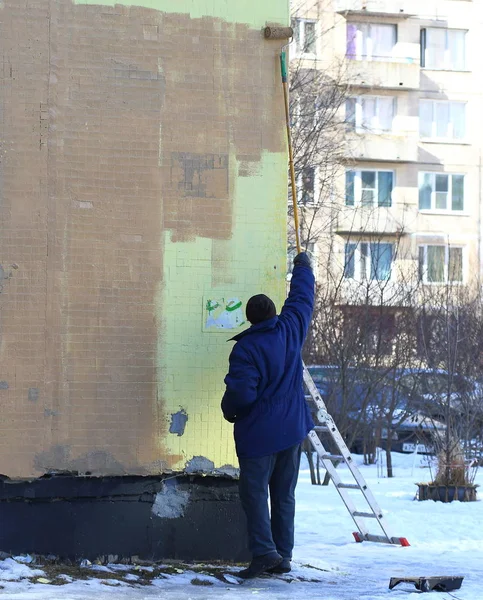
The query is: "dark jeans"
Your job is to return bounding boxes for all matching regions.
[238,443,302,559]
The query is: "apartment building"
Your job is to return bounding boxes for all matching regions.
[290,0,483,299]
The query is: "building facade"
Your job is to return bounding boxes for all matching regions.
[0,0,289,480]
[290,0,483,297]
[0,0,289,559]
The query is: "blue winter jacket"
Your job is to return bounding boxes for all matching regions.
[221,262,315,459]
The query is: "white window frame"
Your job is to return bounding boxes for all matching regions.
[418,245,465,284]
[346,169,394,208]
[419,100,466,141]
[418,172,465,213]
[292,18,317,57]
[346,22,397,62]
[344,241,394,282]
[346,95,395,133]
[421,28,467,71]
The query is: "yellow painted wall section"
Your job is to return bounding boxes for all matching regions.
[159,153,288,471]
[73,0,289,28]
[151,1,290,471]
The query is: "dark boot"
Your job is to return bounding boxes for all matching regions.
[238,552,283,579]
[268,558,291,574]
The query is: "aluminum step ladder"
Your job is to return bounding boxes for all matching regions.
[303,364,410,546]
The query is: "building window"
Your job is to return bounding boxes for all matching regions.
[344,241,393,281]
[420,28,466,71]
[419,173,465,212]
[418,245,463,283]
[295,94,318,131]
[346,23,396,61]
[299,166,316,206]
[292,19,317,55]
[419,100,466,140]
[346,96,395,133]
[345,170,393,207]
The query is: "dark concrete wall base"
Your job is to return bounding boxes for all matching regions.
[0,475,249,562]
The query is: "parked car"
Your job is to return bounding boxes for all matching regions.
[305,365,449,454]
[394,369,478,416]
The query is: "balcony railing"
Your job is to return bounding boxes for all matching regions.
[335,0,445,18]
[346,58,420,90]
[338,278,414,307]
[345,130,419,163]
[334,206,408,237]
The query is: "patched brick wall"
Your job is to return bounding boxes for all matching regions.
[0,0,289,478]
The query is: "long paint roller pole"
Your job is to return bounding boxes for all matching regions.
[264,26,301,255]
[280,50,302,255]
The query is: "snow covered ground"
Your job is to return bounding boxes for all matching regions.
[1,451,482,599]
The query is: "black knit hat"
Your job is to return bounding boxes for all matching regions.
[246,294,276,325]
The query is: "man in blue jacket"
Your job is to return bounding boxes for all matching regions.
[221,252,315,579]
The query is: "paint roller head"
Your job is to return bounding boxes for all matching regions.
[264,26,293,40]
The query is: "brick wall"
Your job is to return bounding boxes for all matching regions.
[0,0,288,478]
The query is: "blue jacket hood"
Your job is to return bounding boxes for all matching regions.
[228,316,279,342]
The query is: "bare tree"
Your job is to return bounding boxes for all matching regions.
[302,230,425,480]
[415,282,483,488]
[289,4,483,490]
[288,1,353,258]
[288,2,457,483]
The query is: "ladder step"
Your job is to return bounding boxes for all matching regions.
[313,425,329,432]
[354,533,409,545]
[338,483,360,490]
[320,454,344,461]
[352,511,379,519]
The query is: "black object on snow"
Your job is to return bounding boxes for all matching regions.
[389,576,464,593]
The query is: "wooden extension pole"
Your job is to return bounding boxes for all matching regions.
[280,50,301,255]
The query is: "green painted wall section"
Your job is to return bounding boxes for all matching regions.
[73,0,289,28]
[158,151,287,470]
[146,0,289,470]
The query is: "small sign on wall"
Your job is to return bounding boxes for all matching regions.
[203,295,246,332]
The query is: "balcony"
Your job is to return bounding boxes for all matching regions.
[347,58,420,90]
[346,130,418,163]
[335,0,443,18]
[338,278,414,307]
[420,69,472,95]
[334,206,407,237]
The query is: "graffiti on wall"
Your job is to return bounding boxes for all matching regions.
[204,296,245,331]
